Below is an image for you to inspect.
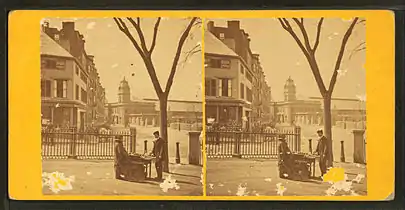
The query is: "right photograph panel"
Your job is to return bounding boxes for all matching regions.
[204,18,367,196]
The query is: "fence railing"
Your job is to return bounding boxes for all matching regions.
[206,126,301,159]
[41,128,136,160]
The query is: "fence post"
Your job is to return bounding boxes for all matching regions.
[144,140,148,154]
[130,127,137,154]
[188,131,201,165]
[295,126,301,152]
[68,127,77,159]
[340,140,345,162]
[176,142,181,164]
[353,129,366,164]
[232,132,242,158]
[308,139,312,153]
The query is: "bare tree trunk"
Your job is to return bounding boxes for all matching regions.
[323,95,334,167]
[159,96,169,172]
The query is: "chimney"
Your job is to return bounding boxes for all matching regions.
[62,22,75,33]
[227,20,240,31]
[207,21,214,32]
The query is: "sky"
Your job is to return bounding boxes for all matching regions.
[45,17,202,103]
[207,18,366,101]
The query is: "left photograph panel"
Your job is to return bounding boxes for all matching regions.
[40,17,204,196]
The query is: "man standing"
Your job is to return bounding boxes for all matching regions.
[151,131,165,181]
[314,129,328,177]
[114,136,129,180]
[278,134,293,178]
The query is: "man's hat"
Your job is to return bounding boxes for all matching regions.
[153,131,159,136]
[115,136,123,142]
[278,134,286,140]
[317,129,323,133]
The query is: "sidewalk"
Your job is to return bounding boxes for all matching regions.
[206,158,367,196]
[42,160,203,196]
[134,126,199,164]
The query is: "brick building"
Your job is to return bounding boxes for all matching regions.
[204,20,272,130]
[41,21,106,128]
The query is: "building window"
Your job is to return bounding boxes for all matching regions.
[240,83,244,99]
[246,87,253,102]
[75,64,79,75]
[54,80,67,98]
[41,59,65,70]
[75,85,80,100]
[219,33,225,40]
[220,60,231,68]
[246,71,253,83]
[240,64,244,74]
[81,88,87,103]
[204,58,210,67]
[205,79,217,96]
[56,60,66,70]
[54,34,60,41]
[80,71,87,84]
[219,78,232,97]
[209,58,231,69]
[43,59,56,69]
[41,80,51,97]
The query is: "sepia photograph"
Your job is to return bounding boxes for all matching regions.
[204,18,367,196]
[40,17,204,196]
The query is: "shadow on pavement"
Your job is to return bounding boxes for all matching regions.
[168,172,201,179]
[175,180,200,186]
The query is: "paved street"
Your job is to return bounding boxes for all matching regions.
[42,160,203,196]
[206,158,367,196]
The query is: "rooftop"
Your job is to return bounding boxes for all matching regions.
[40,31,73,58]
[204,30,239,57]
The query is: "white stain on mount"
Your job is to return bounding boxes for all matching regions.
[276,183,286,196]
[236,184,248,196]
[159,175,180,192]
[86,22,96,30]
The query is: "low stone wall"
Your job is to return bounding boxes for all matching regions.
[170,122,202,131]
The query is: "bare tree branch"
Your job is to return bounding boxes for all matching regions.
[328,17,359,94]
[164,17,197,94]
[277,18,288,30]
[313,18,324,52]
[113,18,146,59]
[113,17,163,95]
[149,17,161,54]
[127,18,149,54]
[293,18,312,52]
[278,18,309,56]
[179,43,201,67]
[357,19,366,25]
[348,41,365,60]
[278,18,327,95]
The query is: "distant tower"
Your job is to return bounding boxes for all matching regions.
[284,76,296,101]
[118,77,131,103]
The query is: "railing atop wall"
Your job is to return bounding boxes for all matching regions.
[41,128,136,160]
[206,126,301,159]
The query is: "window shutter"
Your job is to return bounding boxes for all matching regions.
[53,80,57,97]
[63,81,67,98]
[218,79,222,97]
[228,80,232,97]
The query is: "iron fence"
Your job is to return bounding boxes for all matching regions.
[41,128,136,159]
[206,126,301,159]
